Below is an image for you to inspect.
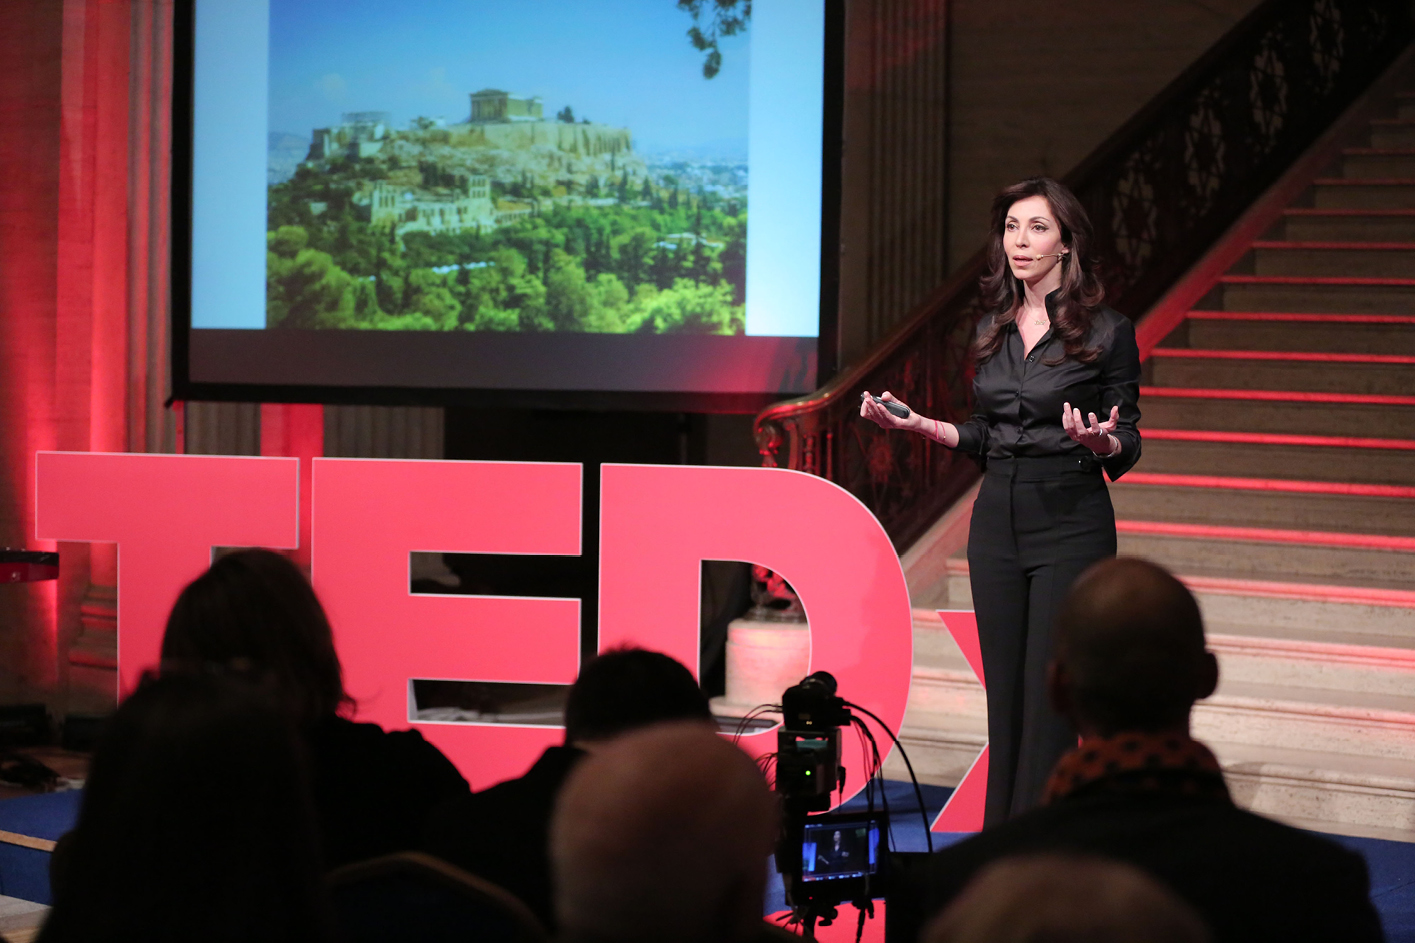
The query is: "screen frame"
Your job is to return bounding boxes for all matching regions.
[169,0,844,414]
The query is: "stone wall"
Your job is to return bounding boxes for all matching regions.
[835,0,1265,367]
[453,121,634,157]
[945,0,1264,271]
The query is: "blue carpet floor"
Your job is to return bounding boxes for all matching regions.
[1334,834,1415,942]
[4,782,1414,939]
[0,790,82,904]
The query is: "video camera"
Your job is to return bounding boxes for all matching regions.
[773,672,886,932]
[775,671,851,807]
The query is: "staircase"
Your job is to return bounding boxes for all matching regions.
[891,84,1415,842]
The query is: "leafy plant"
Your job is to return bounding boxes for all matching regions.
[679,0,750,79]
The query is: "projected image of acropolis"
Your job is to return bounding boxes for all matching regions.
[265,80,748,335]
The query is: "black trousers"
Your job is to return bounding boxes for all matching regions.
[967,455,1117,826]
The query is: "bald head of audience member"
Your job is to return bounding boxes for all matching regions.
[1050,557,1219,738]
[551,722,777,943]
[923,854,1210,943]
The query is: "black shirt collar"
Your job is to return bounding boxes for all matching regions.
[1044,288,1062,317]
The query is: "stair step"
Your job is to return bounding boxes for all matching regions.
[1312,178,1415,209]
[1118,519,1415,552]
[1251,241,1415,278]
[1145,427,1415,450]
[1197,681,1415,760]
[1122,470,1415,498]
[912,609,972,672]
[907,666,986,721]
[929,565,1415,649]
[892,665,988,786]
[1283,208,1415,241]
[1134,434,1415,483]
[913,608,1415,700]
[927,563,1415,651]
[1184,311,1415,353]
[1186,576,1415,648]
[1110,475,1415,536]
[1342,148,1415,178]
[1397,94,1415,121]
[911,606,1415,693]
[888,724,986,788]
[1115,523,1415,592]
[1208,632,1415,700]
[1149,348,1415,395]
[1138,387,1415,438]
[1221,679,1415,724]
[1206,742,1415,840]
[1220,274,1415,314]
[1369,119,1415,149]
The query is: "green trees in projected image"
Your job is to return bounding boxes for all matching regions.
[265,173,746,335]
[680,0,750,78]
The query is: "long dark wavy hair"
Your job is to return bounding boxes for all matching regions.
[974,177,1106,365]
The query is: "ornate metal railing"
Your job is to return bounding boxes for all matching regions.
[756,0,1412,551]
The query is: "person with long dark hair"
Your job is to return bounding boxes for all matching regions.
[38,672,334,943]
[160,548,470,867]
[861,177,1141,825]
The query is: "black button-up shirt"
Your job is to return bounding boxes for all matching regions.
[954,293,1142,480]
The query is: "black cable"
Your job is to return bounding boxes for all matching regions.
[849,713,905,849]
[846,701,933,854]
[729,705,781,788]
[730,704,781,744]
[849,716,892,852]
[847,720,873,800]
[852,720,875,819]
[850,705,930,854]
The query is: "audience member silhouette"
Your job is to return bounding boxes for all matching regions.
[895,557,1383,943]
[923,854,1210,943]
[421,647,715,928]
[38,673,333,943]
[550,721,778,943]
[160,548,469,868]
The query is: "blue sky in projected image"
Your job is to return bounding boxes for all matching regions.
[268,0,750,156]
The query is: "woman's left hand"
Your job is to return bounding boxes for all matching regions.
[1063,403,1120,455]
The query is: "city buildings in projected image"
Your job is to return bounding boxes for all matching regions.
[265,4,751,337]
[309,91,645,238]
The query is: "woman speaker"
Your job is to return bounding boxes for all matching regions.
[861,176,1142,825]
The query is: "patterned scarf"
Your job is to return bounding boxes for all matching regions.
[1043,731,1230,805]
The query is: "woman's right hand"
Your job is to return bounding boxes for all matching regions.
[860,391,915,431]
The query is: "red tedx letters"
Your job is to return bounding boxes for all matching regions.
[36,453,913,797]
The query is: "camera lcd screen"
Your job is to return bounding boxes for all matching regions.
[801,817,880,883]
